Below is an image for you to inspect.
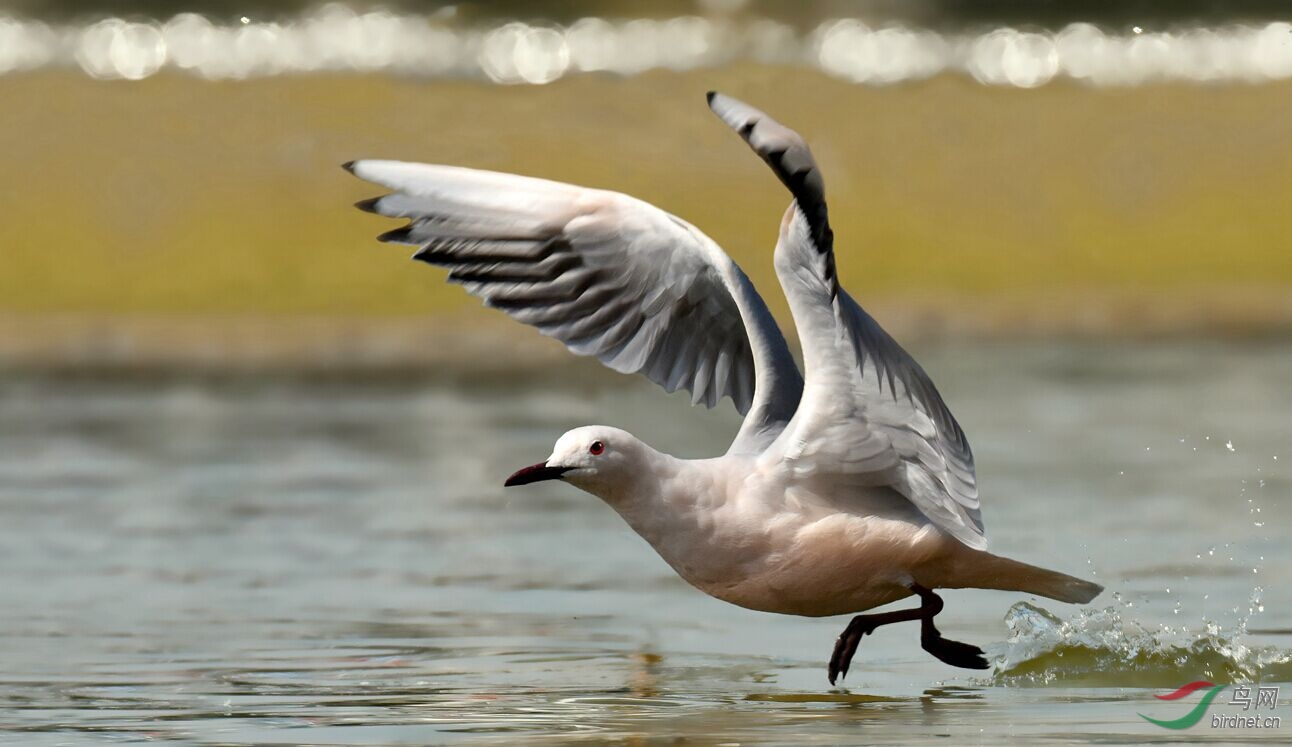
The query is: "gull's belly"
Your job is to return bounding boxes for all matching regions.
[653,497,957,618]
[610,460,961,618]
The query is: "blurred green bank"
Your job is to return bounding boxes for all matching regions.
[5,67,1292,365]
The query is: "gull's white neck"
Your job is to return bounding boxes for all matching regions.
[582,445,687,535]
[571,444,754,596]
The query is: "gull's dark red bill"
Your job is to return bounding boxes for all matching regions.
[503,462,572,487]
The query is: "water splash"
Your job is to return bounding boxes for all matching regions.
[2,5,1292,86]
[991,600,1292,687]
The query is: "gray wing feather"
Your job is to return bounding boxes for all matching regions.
[708,91,836,291]
[707,92,984,548]
[346,160,802,447]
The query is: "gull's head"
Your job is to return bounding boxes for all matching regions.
[504,425,643,498]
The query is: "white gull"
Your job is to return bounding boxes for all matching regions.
[345,92,1103,683]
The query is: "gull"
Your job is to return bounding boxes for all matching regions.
[345,92,1103,683]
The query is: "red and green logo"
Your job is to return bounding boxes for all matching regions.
[1140,681,1228,729]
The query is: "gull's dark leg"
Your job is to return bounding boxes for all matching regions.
[913,585,990,670]
[827,604,924,685]
[827,583,989,685]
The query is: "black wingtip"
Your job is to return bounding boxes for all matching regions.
[377,226,412,243]
[354,197,381,213]
[705,90,717,104]
[342,160,356,173]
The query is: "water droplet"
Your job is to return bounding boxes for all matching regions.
[1226,440,1236,452]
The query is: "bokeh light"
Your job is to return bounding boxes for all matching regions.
[2,4,1291,86]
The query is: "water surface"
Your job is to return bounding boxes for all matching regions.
[2,340,1290,744]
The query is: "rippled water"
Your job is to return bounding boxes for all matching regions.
[2,340,1290,744]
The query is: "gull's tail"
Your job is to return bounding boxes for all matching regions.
[952,551,1104,604]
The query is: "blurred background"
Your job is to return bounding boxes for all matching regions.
[3,2,1291,745]
[5,0,1292,366]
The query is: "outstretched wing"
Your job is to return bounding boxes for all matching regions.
[707,93,984,549]
[346,160,802,452]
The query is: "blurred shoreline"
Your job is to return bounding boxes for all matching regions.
[9,68,1292,364]
[6,288,1292,374]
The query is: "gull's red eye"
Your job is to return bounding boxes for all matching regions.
[589,440,605,456]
